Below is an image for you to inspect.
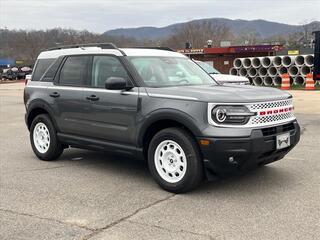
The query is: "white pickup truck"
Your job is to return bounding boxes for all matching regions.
[195,60,250,85]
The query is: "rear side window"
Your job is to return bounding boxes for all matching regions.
[32,59,55,81]
[59,56,90,86]
[41,57,63,82]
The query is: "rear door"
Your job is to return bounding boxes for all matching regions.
[50,55,90,135]
[81,55,139,145]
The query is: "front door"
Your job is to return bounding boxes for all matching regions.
[82,55,139,145]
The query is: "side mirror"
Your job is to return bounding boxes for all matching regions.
[105,77,132,90]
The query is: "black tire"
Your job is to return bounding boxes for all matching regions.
[148,127,203,193]
[30,114,63,161]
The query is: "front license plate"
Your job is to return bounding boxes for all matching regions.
[276,132,290,150]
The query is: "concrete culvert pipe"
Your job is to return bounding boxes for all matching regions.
[247,77,253,85]
[252,57,261,68]
[268,66,278,77]
[305,55,314,67]
[278,66,288,75]
[295,55,305,66]
[229,68,238,75]
[253,76,263,86]
[282,56,294,67]
[239,68,248,76]
[259,67,268,77]
[294,76,305,86]
[273,76,282,86]
[263,76,273,86]
[288,65,299,77]
[248,67,258,77]
[261,57,273,68]
[233,58,242,69]
[273,56,282,67]
[300,65,311,76]
[242,58,252,68]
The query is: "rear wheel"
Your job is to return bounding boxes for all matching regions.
[30,114,63,161]
[148,127,203,193]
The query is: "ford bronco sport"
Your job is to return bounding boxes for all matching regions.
[24,43,300,193]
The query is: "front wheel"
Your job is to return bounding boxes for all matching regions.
[148,127,203,193]
[30,114,63,161]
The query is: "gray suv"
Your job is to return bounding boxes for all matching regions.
[24,43,300,193]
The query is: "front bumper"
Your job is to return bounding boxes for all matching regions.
[198,120,300,178]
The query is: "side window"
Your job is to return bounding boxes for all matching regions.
[41,57,63,82]
[32,59,55,81]
[91,56,130,88]
[59,56,89,86]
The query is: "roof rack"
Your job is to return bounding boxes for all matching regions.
[130,47,175,52]
[46,43,126,56]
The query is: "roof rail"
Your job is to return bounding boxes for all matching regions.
[130,47,175,52]
[46,43,127,56]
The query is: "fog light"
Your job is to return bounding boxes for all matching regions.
[228,156,237,164]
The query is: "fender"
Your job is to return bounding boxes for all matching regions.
[136,108,203,147]
[26,99,60,131]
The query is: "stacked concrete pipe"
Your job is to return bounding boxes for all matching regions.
[231,54,314,86]
[229,68,238,76]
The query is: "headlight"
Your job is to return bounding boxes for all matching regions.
[211,105,255,125]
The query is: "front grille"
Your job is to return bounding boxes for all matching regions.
[262,122,295,136]
[250,112,294,125]
[262,127,277,136]
[246,99,295,127]
[250,99,292,110]
[208,99,296,128]
[283,122,295,132]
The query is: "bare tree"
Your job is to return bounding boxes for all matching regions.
[0,28,140,64]
[162,20,233,49]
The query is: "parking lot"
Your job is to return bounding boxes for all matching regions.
[0,83,319,240]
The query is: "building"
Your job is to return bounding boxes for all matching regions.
[177,44,284,74]
[0,58,15,68]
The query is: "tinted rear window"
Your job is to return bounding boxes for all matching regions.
[32,59,55,81]
[41,57,62,82]
[59,56,90,86]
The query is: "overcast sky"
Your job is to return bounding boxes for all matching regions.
[0,0,319,33]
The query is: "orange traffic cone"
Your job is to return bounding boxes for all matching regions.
[305,73,315,90]
[281,73,290,90]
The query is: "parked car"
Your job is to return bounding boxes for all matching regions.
[195,60,250,85]
[24,44,300,193]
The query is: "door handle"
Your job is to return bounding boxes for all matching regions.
[49,92,60,98]
[86,95,99,101]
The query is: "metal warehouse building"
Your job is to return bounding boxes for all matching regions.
[177,44,284,74]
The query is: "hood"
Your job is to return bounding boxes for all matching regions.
[145,84,291,103]
[210,74,249,83]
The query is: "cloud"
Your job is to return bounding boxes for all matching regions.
[0,0,319,32]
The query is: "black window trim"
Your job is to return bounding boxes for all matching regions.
[55,55,91,88]
[88,54,136,89]
[54,54,137,89]
[31,58,56,82]
[40,56,64,82]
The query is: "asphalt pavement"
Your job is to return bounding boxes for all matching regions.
[0,83,319,240]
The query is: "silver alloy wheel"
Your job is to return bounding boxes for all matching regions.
[33,122,50,154]
[154,140,187,183]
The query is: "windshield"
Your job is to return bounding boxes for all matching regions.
[196,61,220,74]
[128,57,217,87]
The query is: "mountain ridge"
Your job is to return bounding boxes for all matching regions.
[104,18,320,40]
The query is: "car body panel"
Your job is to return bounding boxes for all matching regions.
[210,73,249,84]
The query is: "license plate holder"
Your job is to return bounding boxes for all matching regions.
[276,132,290,150]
